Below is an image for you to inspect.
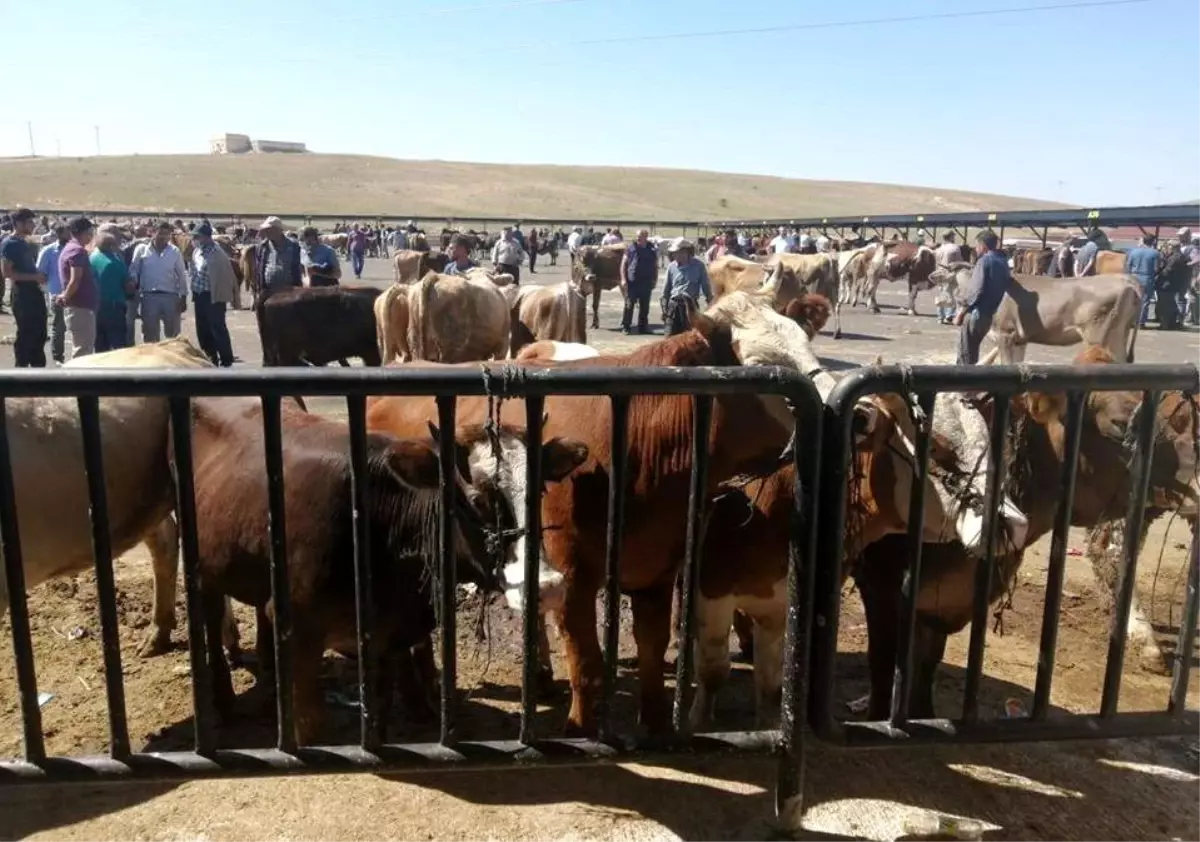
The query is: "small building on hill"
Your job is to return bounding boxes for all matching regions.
[250,139,307,154]
[209,134,307,154]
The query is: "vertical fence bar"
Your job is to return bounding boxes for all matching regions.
[1101,391,1159,717]
[261,395,296,753]
[776,395,821,824]
[599,396,629,742]
[1032,391,1085,720]
[346,394,378,751]
[0,398,45,764]
[168,397,216,754]
[1168,529,1198,715]
[436,396,459,746]
[890,391,936,727]
[518,398,544,745]
[672,395,713,733]
[962,394,1010,723]
[77,396,130,759]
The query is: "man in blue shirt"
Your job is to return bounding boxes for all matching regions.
[1074,231,1101,277]
[37,224,69,363]
[955,231,1011,365]
[619,229,658,334]
[661,238,712,336]
[1124,234,1160,327]
[443,235,478,276]
[299,226,342,287]
[1,207,47,366]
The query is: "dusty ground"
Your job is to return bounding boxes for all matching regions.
[0,255,1196,840]
[0,154,1065,221]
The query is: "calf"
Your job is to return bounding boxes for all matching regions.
[257,285,382,367]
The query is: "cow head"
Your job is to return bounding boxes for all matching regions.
[427,420,589,615]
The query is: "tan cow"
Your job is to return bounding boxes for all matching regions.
[507,281,587,357]
[571,244,625,329]
[406,271,510,362]
[321,232,349,252]
[709,253,841,336]
[1095,250,1126,275]
[239,243,257,301]
[374,283,412,364]
[0,339,237,659]
[393,249,449,284]
[515,341,600,362]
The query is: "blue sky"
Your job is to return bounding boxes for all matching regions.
[2,0,1197,206]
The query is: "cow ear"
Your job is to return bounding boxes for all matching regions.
[1023,392,1067,426]
[851,401,886,448]
[383,440,442,490]
[426,421,441,443]
[540,437,589,482]
[760,265,779,295]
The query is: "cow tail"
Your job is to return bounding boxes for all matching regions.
[375,290,390,364]
[411,273,436,361]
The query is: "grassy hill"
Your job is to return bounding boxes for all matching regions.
[0,154,1064,221]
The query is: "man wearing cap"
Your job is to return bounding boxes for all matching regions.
[1156,227,1198,331]
[56,217,99,359]
[954,231,1011,365]
[129,221,188,343]
[255,216,303,300]
[189,222,237,366]
[619,229,658,334]
[1,208,47,365]
[661,238,712,336]
[36,224,70,363]
[491,226,526,283]
[300,226,342,287]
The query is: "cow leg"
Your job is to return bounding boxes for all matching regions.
[291,625,326,746]
[395,636,439,723]
[203,588,237,721]
[138,515,179,658]
[630,583,674,735]
[536,611,558,698]
[904,284,919,316]
[255,604,276,678]
[855,560,903,720]
[832,300,843,339]
[558,577,604,737]
[1087,521,1170,674]
[751,607,786,729]
[688,594,735,730]
[591,289,601,330]
[732,608,755,662]
[908,622,948,720]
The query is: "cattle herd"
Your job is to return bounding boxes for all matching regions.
[0,212,1196,753]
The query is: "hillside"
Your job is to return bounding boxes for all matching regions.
[0,154,1064,221]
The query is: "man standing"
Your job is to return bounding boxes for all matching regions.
[660,238,712,336]
[444,235,478,276]
[1124,234,1160,327]
[1050,236,1075,278]
[619,229,658,334]
[55,216,99,359]
[1,208,47,366]
[567,226,583,264]
[189,222,237,366]
[89,231,131,352]
[933,233,965,325]
[768,226,791,255]
[300,226,342,287]
[491,226,526,283]
[1073,230,1101,277]
[954,231,1011,365]
[347,224,368,279]
[934,232,962,269]
[527,226,539,274]
[255,216,303,300]
[36,224,69,363]
[601,228,622,246]
[129,221,188,343]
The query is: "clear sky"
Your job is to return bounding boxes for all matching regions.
[2,0,1197,207]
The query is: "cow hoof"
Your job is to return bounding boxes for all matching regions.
[563,718,598,739]
[536,668,563,700]
[832,328,843,340]
[137,629,173,658]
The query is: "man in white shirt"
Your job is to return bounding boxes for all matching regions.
[933,232,963,268]
[491,226,527,283]
[567,226,583,264]
[128,221,188,342]
[601,228,622,246]
[769,226,791,255]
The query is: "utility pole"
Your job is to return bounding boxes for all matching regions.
[1056,180,1066,202]
[1153,185,1164,203]
[26,121,34,157]
[94,126,101,156]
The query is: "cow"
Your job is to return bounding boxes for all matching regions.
[374,283,412,364]
[506,281,588,357]
[853,345,1199,721]
[710,253,841,337]
[256,286,382,367]
[927,268,1143,364]
[0,340,243,660]
[1012,247,1054,276]
[571,244,625,329]
[393,250,450,285]
[406,270,510,363]
[366,282,1029,737]
[840,242,938,315]
[239,243,258,302]
[1095,250,1126,276]
[321,232,349,255]
[515,341,601,362]
[187,396,587,744]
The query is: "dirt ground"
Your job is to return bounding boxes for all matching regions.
[0,255,1196,840]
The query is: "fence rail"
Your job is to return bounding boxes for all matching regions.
[0,362,1197,832]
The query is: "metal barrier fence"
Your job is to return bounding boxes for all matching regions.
[804,363,1199,765]
[0,366,821,818]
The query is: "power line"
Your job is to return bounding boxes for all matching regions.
[512,0,1152,49]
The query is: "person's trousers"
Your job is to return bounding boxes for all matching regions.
[664,295,697,336]
[12,282,48,367]
[956,309,992,365]
[1139,277,1156,326]
[497,263,521,284]
[95,301,129,353]
[529,250,537,272]
[49,295,66,362]
[351,250,365,278]
[125,297,139,346]
[621,282,653,331]
[1155,284,1181,329]
[141,292,182,343]
[193,291,234,366]
[64,306,96,359]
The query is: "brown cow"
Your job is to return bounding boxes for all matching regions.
[366,288,1028,736]
[393,250,450,284]
[239,243,258,302]
[840,242,938,315]
[571,244,625,329]
[187,397,545,744]
[406,270,510,363]
[507,281,588,357]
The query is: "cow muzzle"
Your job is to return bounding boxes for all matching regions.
[957,498,1029,556]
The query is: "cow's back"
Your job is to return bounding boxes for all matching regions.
[260,286,382,366]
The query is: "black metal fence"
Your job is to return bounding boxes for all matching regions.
[0,366,820,815]
[805,363,1199,761]
[0,362,1197,828]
